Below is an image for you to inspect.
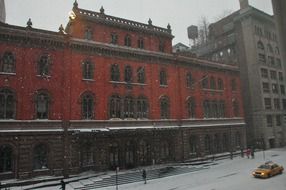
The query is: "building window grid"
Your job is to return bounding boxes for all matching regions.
[264,98,272,110]
[266,115,273,127]
[262,82,270,93]
[270,70,277,80]
[273,98,280,110]
[261,68,268,78]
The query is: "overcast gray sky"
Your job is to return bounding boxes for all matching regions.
[5,0,273,45]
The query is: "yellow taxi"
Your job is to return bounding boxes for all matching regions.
[252,161,284,178]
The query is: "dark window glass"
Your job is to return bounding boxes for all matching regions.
[186,72,193,88]
[84,27,93,40]
[0,88,16,119]
[160,96,170,119]
[210,77,216,89]
[261,68,268,78]
[82,60,94,79]
[257,41,264,50]
[1,52,15,73]
[137,67,145,84]
[81,142,93,166]
[36,92,49,119]
[137,96,148,119]
[124,35,132,47]
[160,69,167,86]
[202,76,208,89]
[109,95,121,118]
[189,135,198,156]
[82,93,94,119]
[38,55,50,76]
[204,135,211,154]
[218,78,224,90]
[138,38,144,49]
[187,97,196,118]
[111,64,120,81]
[276,115,281,126]
[159,40,165,52]
[124,65,132,83]
[0,145,13,172]
[109,143,119,169]
[111,33,118,44]
[123,96,134,118]
[266,115,273,127]
[33,144,48,170]
[233,100,239,117]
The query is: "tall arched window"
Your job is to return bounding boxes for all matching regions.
[124,65,132,83]
[160,96,170,119]
[111,64,120,81]
[35,91,50,119]
[0,145,13,172]
[218,78,224,90]
[137,96,148,119]
[186,72,193,88]
[210,76,216,89]
[33,144,48,170]
[159,39,165,52]
[82,92,94,119]
[123,96,134,118]
[187,97,196,118]
[109,142,119,169]
[0,88,16,119]
[82,60,94,80]
[109,95,121,118]
[138,37,144,49]
[203,100,210,118]
[137,67,145,84]
[37,55,51,76]
[159,69,167,86]
[84,27,93,40]
[218,100,225,118]
[1,51,15,73]
[125,141,135,167]
[124,35,132,47]
[233,99,239,117]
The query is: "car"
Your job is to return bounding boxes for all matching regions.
[252,161,284,178]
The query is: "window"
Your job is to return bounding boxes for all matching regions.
[160,96,170,119]
[125,141,135,166]
[186,72,193,88]
[202,75,208,89]
[84,27,93,40]
[218,100,225,118]
[278,72,283,81]
[231,79,237,91]
[189,135,198,156]
[261,68,268,78]
[280,85,285,95]
[210,77,216,89]
[266,115,273,127]
[187,97,196,118]
[267,44,273,53]
[257,41,264,50]
[137,96,148,119]
[33,144,48,170]
[159,40,165,52]
[159,69,167,86]
[276,115,281,126]
[138,37,144,49]
[38,55,50,76]
[272,84,279,94]
[123,96,134,118]
[268,56,275,66]
[109,143,119,169]
[262,82,270,93]
[124,35,132,47]
[232,100,239,117]
[203,100,210,118]
[204,135,211,154]
[283,99,286,110]
[276,58,282,68]
[218,78,224,90]
[274,98,280,110]
[160,141,170,159]
[109,95,121,118]
[275,47,280,55]
[82,93,94,119]
[111,33,118,44]
[1,51,15,73]
[235,132,241,148]
[222,133,229,152]
[0,88,16,119]
[214,134,220,153]
[264,98,272,109]
[35,92,50,119]
[111,64,120,81]
[82,60,94,80]
[137,67,145,84]
[270,70,277,80]
[124,65,132,83]
[258,54,266,64]
[0,145,13,173]
[81,142,93,167]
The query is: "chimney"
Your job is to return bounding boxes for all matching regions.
[239,0,249,10]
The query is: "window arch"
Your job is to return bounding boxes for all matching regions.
[187,97,196,118]
[37,54,51,76]
[123,96,135,118]
[35,91,50,119]
[186,72,193,88]
[159,69,167,86]
[1,51,15,73]
[0,145,13,172]
[81,92,94,119]
[124,65,132,83]
[0,88,16,119]
[257,41,264,50]
[160,96,170,119]
[137,67,145,84]
[111,64,120,81]
[82,60,94,80]
[210,76,216,89]
[137,96,148,119]
[33,144,48,170]
[218,78,224,90]
[138,37,144,49]
[124,35,132,47]
[109,95,121,118]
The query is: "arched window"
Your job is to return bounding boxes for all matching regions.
[35,91,50,119]
[257,41,264,50]
[109,143,119,169]
[137,96,148,119]
[211,100,218,118]
[210,76,216,89]
[0,145,13,172]
[187,97,196,118]
[124,35,132,47]
[159,69,167,86]
[189,135,198,156]
[138,37,144,49]
[218,78,224,90]
[84,27,93,40]
[125,141,135,167]
[202,75,208,89]
[124,65,132,83]
[186,72,193,88]
[203,100,210,118]
[218,100,225,118]
[82,92,94,119]
[1,51,15,73]
[233,99,239,117]
[109,95,121,118]
[82,60,94,80]
[160,96,170,119]
[137,67,145,84]
[37,55,51,76]
[123,96,134,118]
[0,88,16,119]
[160,141,170,159]
[111,64,120,81]
[33,144,48,170]
[204,135,211,154]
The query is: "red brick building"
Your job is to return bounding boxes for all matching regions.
[0,2,245,179]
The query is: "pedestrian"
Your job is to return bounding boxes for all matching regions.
[230,151,233,160]
[142,169,147,184]
[60,179,66,190]
[251,148,255,159]
[246,148,250,159]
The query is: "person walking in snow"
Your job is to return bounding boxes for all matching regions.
[142,169,147,184]
[246,148,251,159]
